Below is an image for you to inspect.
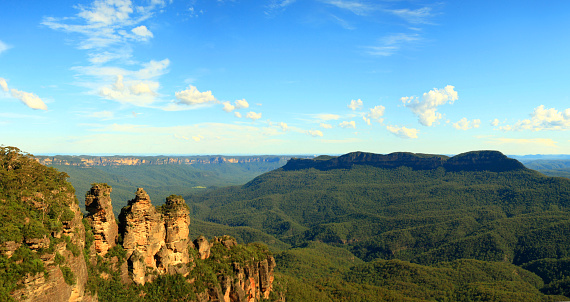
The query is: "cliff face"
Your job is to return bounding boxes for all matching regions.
[0,147,93,302]
[1,147,278,301]
[159,195,192,274]
[35,155,287,167]
[85,184,118,256]
[119,188,167,285]
[110,187,277,301]
[283,150,526,173]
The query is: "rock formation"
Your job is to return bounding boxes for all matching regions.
[194,235,211,260]
[119,188,167,285]
[210,236,276,302]
[85,183,118,256]
[2,147,278,301]
[157,194,192,275]
[9,190,93,302]
[283,150,527,173]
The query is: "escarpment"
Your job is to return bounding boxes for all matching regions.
[283,150,527,173]
[0,147,94,302]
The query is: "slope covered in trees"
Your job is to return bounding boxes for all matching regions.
[187,150,570,300]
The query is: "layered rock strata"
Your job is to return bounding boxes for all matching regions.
[10,189,93,302]
[85,184,118,256]
[157,195,192,275]
[118,188,167,285]
[84,185,277,300]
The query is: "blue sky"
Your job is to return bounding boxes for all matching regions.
[1,0,569,155]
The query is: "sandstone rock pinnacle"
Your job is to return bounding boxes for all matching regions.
[157,195,192,275]
[119,188,166,285]
[85,183,118,256]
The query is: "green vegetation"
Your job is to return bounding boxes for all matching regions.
[0,146,80,299]
[48,156,288,214]
[5,146,570,300]
[185,152,570,300]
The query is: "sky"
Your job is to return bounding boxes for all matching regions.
[1,0,570,155]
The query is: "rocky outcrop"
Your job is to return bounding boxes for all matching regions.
[119,188,167,285]
[207,236,277,302]
[158,195,192,275]
[194,236,211,260]
[443,150,527,172]
[283,150,527,173]
[85,184,118,256]
[11,191,93,302]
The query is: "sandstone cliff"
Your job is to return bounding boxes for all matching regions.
[283,150,527,173]
[35,155,288,167]
[85,184,118,256]
[1,147,279,301]
[0,146,94,302]
[119,188,167,285]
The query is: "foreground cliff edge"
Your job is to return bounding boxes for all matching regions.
[0,147,278,302]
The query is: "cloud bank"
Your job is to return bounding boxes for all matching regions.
[402,85,458,126]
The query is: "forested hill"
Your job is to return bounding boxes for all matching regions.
[283,150,527,172]
[187,150,570,300]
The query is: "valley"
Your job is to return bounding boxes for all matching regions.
[3,148,570,301]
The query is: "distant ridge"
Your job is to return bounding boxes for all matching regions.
[283,150,527,172]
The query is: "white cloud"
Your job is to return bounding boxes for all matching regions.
[387,7,434,24]
[279,122,288,131]
[131,25,153,39]
[321,0,374,16]
[192,135,204,142]
[99,75,159,106]
[10,88,48,111]
[313,113,340,121]
[0,78,8,92]
[135,59,170,79]
[401,85,458,126]
[223,99,249,113]
[366,33,420,56]
[339,121,356,128]
[0,40,10,55]
[367,105,385,123]
[87,51,128,64]
[491,118,500,127]
[246,111,262,121]
[307,129,324,137]
[265,0,296,15]
[175,86,217,106]
[235,99,249,109]
[234,112,242,118]
[500,105,570,131]
[89,110,114,119]
[130,82,157,95]
[348,99,363,110]
[386,125,419,139]
[363,116,371,125]
[222,101,235,112]
[453,118,481,130]
[42,0,166,49]
[320,123,333,129]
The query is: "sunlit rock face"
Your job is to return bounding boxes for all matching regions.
[85,184,118,256]
[119,188,166,285]
[157,195,192,275]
